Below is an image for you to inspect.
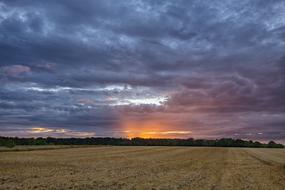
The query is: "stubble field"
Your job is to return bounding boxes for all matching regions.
[0,146,284,190]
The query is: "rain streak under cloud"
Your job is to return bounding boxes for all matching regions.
[0,0,285,143]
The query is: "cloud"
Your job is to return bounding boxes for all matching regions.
[0,0,284,142]
[0,65,31,77]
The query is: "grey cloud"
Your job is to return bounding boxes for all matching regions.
[0,0,284,142]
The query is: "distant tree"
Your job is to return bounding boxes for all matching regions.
[268,141,277,148]
[267,141,283,148]
[253,141,262,148]
[35,138,47,145]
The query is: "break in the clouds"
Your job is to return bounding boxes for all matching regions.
[0,0,285,143]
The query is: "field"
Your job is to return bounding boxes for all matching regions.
[0,146,284,190]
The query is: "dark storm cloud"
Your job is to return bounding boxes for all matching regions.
[0,0,285,142]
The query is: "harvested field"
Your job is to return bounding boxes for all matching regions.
[0,146,284,190]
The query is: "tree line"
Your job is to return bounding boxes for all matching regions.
[0,136,283,148]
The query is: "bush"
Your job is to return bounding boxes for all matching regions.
[4,139,16,148]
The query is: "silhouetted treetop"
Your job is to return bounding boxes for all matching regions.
[0,137,283,148]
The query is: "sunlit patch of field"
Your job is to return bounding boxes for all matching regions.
[0,147,284,190]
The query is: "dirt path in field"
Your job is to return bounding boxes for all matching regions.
[0,147,284,190]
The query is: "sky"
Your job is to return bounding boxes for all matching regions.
[0,0,285,143]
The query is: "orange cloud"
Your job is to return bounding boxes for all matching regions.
[28,127,95,137]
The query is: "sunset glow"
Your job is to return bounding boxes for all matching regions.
[121,119,192,139]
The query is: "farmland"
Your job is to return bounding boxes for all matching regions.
[0,146,284,190]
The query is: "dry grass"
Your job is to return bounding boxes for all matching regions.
[0,146,284,190]
[0,145,84,152]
